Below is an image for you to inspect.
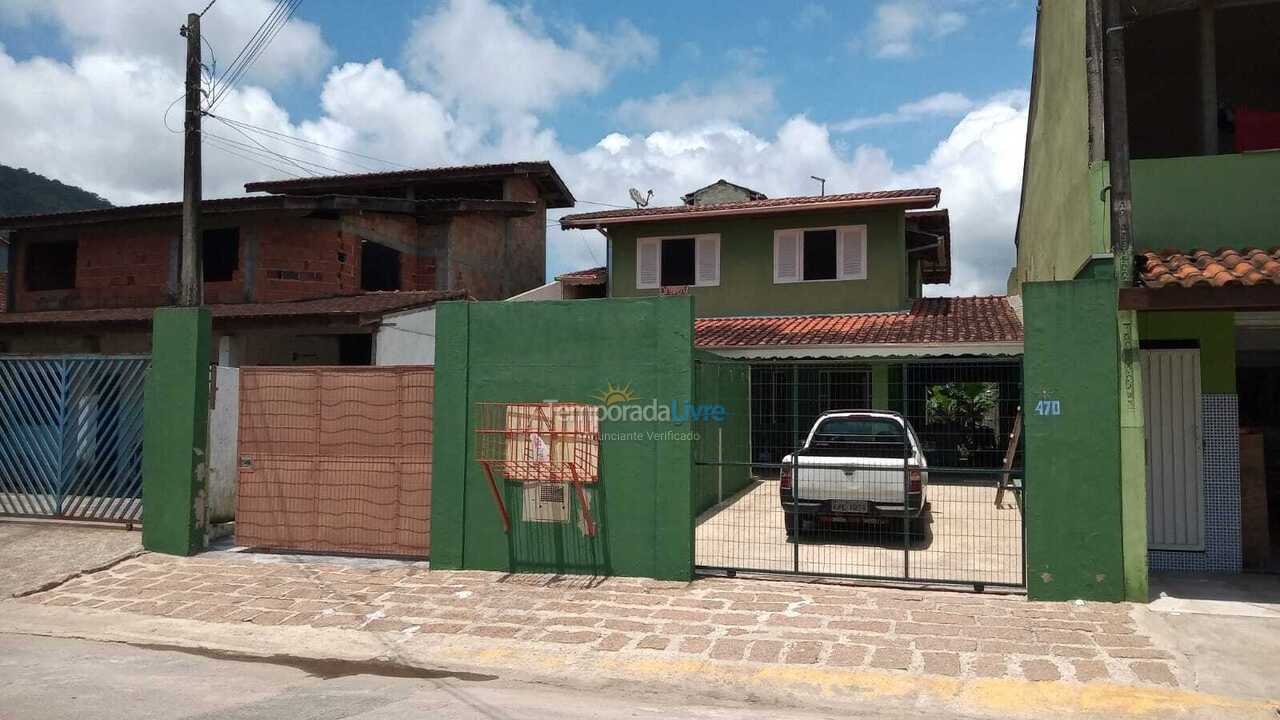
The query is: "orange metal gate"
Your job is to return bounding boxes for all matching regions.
[235,366,433,558]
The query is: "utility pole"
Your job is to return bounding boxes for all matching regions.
[179,12,202,306]
[1102,0,1134,285]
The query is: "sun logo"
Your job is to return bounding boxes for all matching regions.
[593,382,637,406]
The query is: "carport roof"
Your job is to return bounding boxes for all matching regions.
[694,296,1023,357]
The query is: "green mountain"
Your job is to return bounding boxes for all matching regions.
[0,164,112,216]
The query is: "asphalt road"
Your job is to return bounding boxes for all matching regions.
[0,634,979,720]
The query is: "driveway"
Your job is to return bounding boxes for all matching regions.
[0,520,141,597]
[695,480,1023,585]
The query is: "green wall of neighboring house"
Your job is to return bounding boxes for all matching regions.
[1129,152,1280,253]
[1138,311,1237,394]
[606,207,908,317]
[1010,0,1098,292]
[430,296,700,581]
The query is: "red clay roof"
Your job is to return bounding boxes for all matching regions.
[561,188,941,227]
[1138,248,1280,288]
[244,161,575,208]
[0,291,466,327]
[694,297,1022,348]
[554,266,607,285]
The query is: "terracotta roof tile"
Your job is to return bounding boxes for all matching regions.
[0,291,466,327]
[1137,248,1280,288]
[694,296,1022,348]
[554,266,607,285]
[561,187,940,227]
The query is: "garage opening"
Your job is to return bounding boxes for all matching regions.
[695,357,1025,590]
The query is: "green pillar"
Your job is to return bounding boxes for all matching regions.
[1117,310,1148,601]
[1023,280,1126,602]
[142,307,211,555]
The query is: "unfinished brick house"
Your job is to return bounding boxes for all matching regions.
[0,161,573,365]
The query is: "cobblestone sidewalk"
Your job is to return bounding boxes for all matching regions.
[24,552,1181,688]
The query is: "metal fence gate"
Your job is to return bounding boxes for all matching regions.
[235,366,433,558]
[693,357,1025,590]
[0,356,148,524]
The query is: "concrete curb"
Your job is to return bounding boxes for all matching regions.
[0,602,1275,719]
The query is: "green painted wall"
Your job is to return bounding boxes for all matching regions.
[1023,280,1127,602]
[1116,310,1147,602]
[692,353,752,514]
[430,296,699,580]
[1129,152,1280,252]
[607,207,908,317]
[141,308,211,556]
[1138,311,1236,393]
[1012,0,1101,290]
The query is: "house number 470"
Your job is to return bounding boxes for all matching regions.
[1035,400,1061,416]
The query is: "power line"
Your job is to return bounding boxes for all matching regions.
[209,0,301,110]
[205,111,411,171]
[205,127,347,177]
[204,134,305,178]
[198,0,218,16]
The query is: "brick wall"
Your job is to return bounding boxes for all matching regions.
[250,216,358,302]
[446,214,507,300]
[503,176,548,296]
[14,222,173,312]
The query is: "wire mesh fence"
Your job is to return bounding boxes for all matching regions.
[695,358,1024,588]
[235,366,433,558]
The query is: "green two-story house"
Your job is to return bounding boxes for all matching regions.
[557,181,1024,470]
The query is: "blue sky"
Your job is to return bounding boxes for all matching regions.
[0,0,1037,293]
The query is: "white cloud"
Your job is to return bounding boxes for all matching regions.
[834,91,974,132]
[794,3,832,31]
[615,78,776,131]
[1019,22,1036,48]
[867,1,968,60]
[0,0,332,87]
[403,0,656,114]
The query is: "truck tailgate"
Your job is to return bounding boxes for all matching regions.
[793,456,906,504]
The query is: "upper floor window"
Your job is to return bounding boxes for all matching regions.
[636,234,719,289]
[25,240,77,291]
[202,227,239,282]
[773,225,866,284]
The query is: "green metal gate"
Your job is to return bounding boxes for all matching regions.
[0,356,148,524]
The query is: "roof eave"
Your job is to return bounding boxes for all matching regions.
[561,193,940,229]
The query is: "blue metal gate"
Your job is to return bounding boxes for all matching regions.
[0,356,148,524]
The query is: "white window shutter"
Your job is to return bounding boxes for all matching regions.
[773,229,801,283]
[837,225,867,280]
[694,234,720,286]
[636,237,660,289]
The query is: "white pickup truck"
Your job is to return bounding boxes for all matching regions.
[779,411,929,539]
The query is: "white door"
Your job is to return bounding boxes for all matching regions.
[1142,349,1204,551]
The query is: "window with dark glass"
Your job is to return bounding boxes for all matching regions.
[802,229,837,281]
[660,237,695,287]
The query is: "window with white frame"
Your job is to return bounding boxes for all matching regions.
[635,234,719,289]
[773,225,867,283]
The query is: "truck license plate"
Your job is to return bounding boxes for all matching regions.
[830,500,868,514]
